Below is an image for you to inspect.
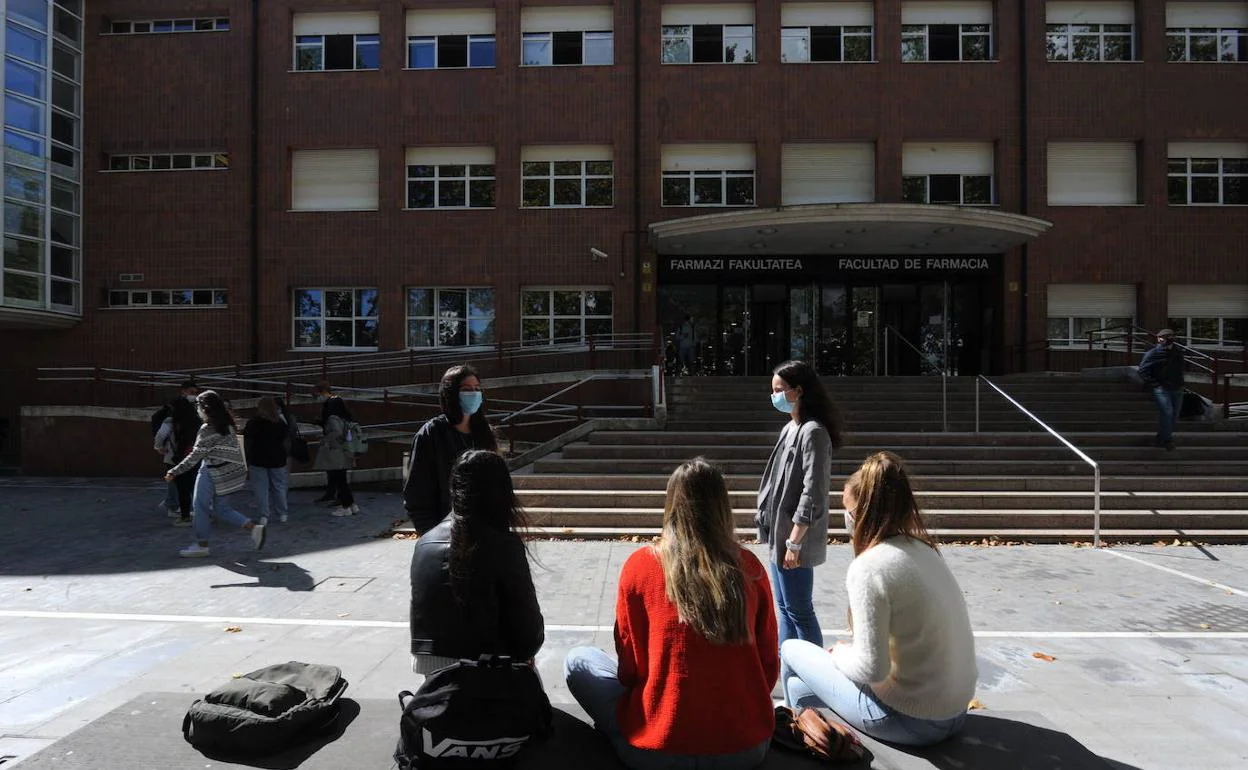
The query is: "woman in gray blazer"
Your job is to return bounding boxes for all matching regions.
[756,359,843,653]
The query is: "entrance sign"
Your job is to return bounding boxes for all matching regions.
[660,255,995,282]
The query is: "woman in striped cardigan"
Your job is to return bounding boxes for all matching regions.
[165,390,266,559]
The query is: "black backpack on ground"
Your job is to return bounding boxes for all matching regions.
[182,661,348,756]
[395,656,552,769]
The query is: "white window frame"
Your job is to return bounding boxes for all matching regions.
[105,153,230,171]
[293,33,380,71]
[1166,317,1247,348]
[661,170,755,207]
[662,24,756,64]
[1046,316,1136,348]
[106,18,230,34]
[406,163,496,209]
[901,23,992,61]
[1046,23,1135,61]
[521,160,614,208]
[106,288,228,308]
[781,25,873,62]
[1166,26,1247,61]
[1167,157,1248,205]
[901,174,994,205]
[521,30,614,66]
[406,287,495,349]
[407,34,496,69]
[292,288,380,350]
[521,288,614,347]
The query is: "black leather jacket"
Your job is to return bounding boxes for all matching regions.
[409,517,545,660]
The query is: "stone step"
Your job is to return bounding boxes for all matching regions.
[558,444,1248,462]
[521,507,1248,530]
[511,474,1248,493]
[666,394,1152,406]
[586,431,1240,448]
[661,420,1218,432]
[515,489,1248,510]
[531,458,1248,476]
[503,526,1248,544]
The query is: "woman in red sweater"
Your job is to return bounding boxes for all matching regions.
[565,458,779,769]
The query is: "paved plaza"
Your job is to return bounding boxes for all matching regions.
[1,477,1247,768]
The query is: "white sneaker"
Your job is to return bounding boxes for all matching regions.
[349,503,360,515]
[167,508,182,518]
[251,523,267,550]
[279,513,288,523]
[330,505,357,517]
[259,516,269,527]
[179,544,211,558]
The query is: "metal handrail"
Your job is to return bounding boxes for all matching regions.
[975,375,1102,547]
[883,325,948,432]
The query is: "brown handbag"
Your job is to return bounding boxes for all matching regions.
[772,706,866,764]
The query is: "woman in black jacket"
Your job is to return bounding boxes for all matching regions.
[244,397,290,525]
[409,450,543,675]
[402,364,497,533]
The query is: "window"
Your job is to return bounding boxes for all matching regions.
[407,288,495,348]
[902,24,991,61]
[406,148,495,209]
[782,25,873,62]
[662,169,754,206]
[1166,2,1248,60]
[106,153,229,171]
[662,25,756,63]
[291,149,379,211]
[521,6,614,65]
[107,18,229,34]
[1046,23,1133,60]
[521,149,613,207]
[522,31,613,65]
[1167,143,1248,205]
[902,174,992,204]
[107,289,227,308]
[521,289,613,346]
[1046,284,1136,348]
[1168,285,1248,348]
[295,34,379,70]
[293,288,379,349]
[409,35,496,68]
[1046,142,1138,205]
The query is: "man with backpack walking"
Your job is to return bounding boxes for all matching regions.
[152,381,201,525]
[312,381,362,517]
[1138,328,1185,451]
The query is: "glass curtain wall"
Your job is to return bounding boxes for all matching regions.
[3,0,82,315]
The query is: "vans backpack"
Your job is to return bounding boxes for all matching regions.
[182,661,348,757]
[344,420,368,454]
[395,656,552,769]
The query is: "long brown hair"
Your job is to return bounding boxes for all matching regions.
[657,458,751,646]
[845,452,937,556]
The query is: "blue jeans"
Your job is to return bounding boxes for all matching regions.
[768,561,822,690]
[781,640,966,747]
[164,463,179,511]
[192,464,252,544]
[1152,387,1183,445]
[564,646,769,770]
[249,466,288,520]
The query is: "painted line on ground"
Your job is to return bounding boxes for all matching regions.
[1102,548,1248,598]
[1,610,1247,639]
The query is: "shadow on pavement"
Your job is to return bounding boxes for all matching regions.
[211,560,317,591]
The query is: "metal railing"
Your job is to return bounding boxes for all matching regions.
[883,325,948,432]
[1223,372,1248,420]
[975,375,1102,547]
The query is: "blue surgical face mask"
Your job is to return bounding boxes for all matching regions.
[771,391,793,414]
[459,391,483,416]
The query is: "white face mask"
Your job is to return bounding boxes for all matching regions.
[185,394,196,403]
[843,510,855,534]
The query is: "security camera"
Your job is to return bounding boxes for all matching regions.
[590,248,609,261]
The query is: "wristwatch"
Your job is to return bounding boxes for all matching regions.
[785,539,803,552]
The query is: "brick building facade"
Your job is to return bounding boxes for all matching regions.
[2,0,1246,451]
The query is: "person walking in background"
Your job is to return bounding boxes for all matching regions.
[1139,328,1185,451]
[780,452,976,747]
[756,359,843,660]
[311,381,359,517]
[409,450,544,675]
[565,459,778,770]
[243,396,290,525]
[403,364,497,534]
[165,390,265,558]
[676,315,696,375]
[159,381,202,528]
[152,383,194,519]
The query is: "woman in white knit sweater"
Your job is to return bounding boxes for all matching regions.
[780,451,976,746]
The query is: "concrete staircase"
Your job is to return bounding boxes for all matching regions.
[515,376,1248,543]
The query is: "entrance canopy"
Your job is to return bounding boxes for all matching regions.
[648,203,1052,255]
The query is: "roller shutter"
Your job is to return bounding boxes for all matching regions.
[522,145,613,162]
[902,142,994,175]
[1047,142,1137,205]
[781,143,874,204]
[662,144,756,171]
[521,6,615,32]
[1046,2,1135,24]
[1166,2,1248,27]
[901,1,993,25]
[1168,142,1248,159]
[406,147,495,166]
[662,4,756,26]
[291,149,379,211]
[406,9,495,37]
[293,12,379,36]
[1047,284,1136,317]
[781,2,873,27]
[1168,285,1248,317]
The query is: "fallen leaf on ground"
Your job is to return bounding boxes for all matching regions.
[224,626,242,633]
[336,612,351,618]
[1032,652,1057,662]
[968,698,987,710]
[1199,623,1211,630]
